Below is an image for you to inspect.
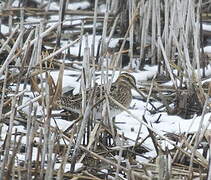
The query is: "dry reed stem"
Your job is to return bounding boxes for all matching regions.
[52,63,64,106]
[188,95,209,178]
[91,0,98,57]
[0,25,19,54]
[108,95,208,168]
[158,37,177,89]
[70,88,96,172]
[0,30,24,76]
[0,96,17,178]
[56,126,75,180]
[0,0,208,179]
[78,123,100,163]
[0,68,8,134]
[79,145,148,179]
[42,37,80,62]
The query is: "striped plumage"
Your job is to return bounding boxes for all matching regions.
[56,73,137,118]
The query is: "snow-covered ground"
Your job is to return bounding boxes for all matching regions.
[2,20,211,159]
[1,1,211,178]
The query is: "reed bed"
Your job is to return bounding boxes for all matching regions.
[0,0,211,179]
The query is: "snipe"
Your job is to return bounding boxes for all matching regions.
[56,73,137,119]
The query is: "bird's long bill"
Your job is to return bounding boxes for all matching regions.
[133,86,146,100]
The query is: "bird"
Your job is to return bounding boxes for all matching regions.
[56,73,138,119]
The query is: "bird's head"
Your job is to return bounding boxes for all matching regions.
[116,73,137,89]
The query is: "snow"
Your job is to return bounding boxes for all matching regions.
[203,24,211,31]
[67,1,90,10]
[98,4,107,13]
[1,24,9,34]
[50,70,81,94]
[47,64,211,148]
[9,0,90,11]
[68,35,102,56]
[50,118,74,131]
[12,0,19,7]
[44,65,211,154]
[204,46,211,53]
[17,147,39,161]
[54,162,83,172]
[108,38,121,48]
[49,2,60,10]
[49,1,90,11]
[1,1,211,176]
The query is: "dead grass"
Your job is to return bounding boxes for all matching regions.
[0,0,211,179]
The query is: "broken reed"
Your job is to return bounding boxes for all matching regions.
[0,0,210,179]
